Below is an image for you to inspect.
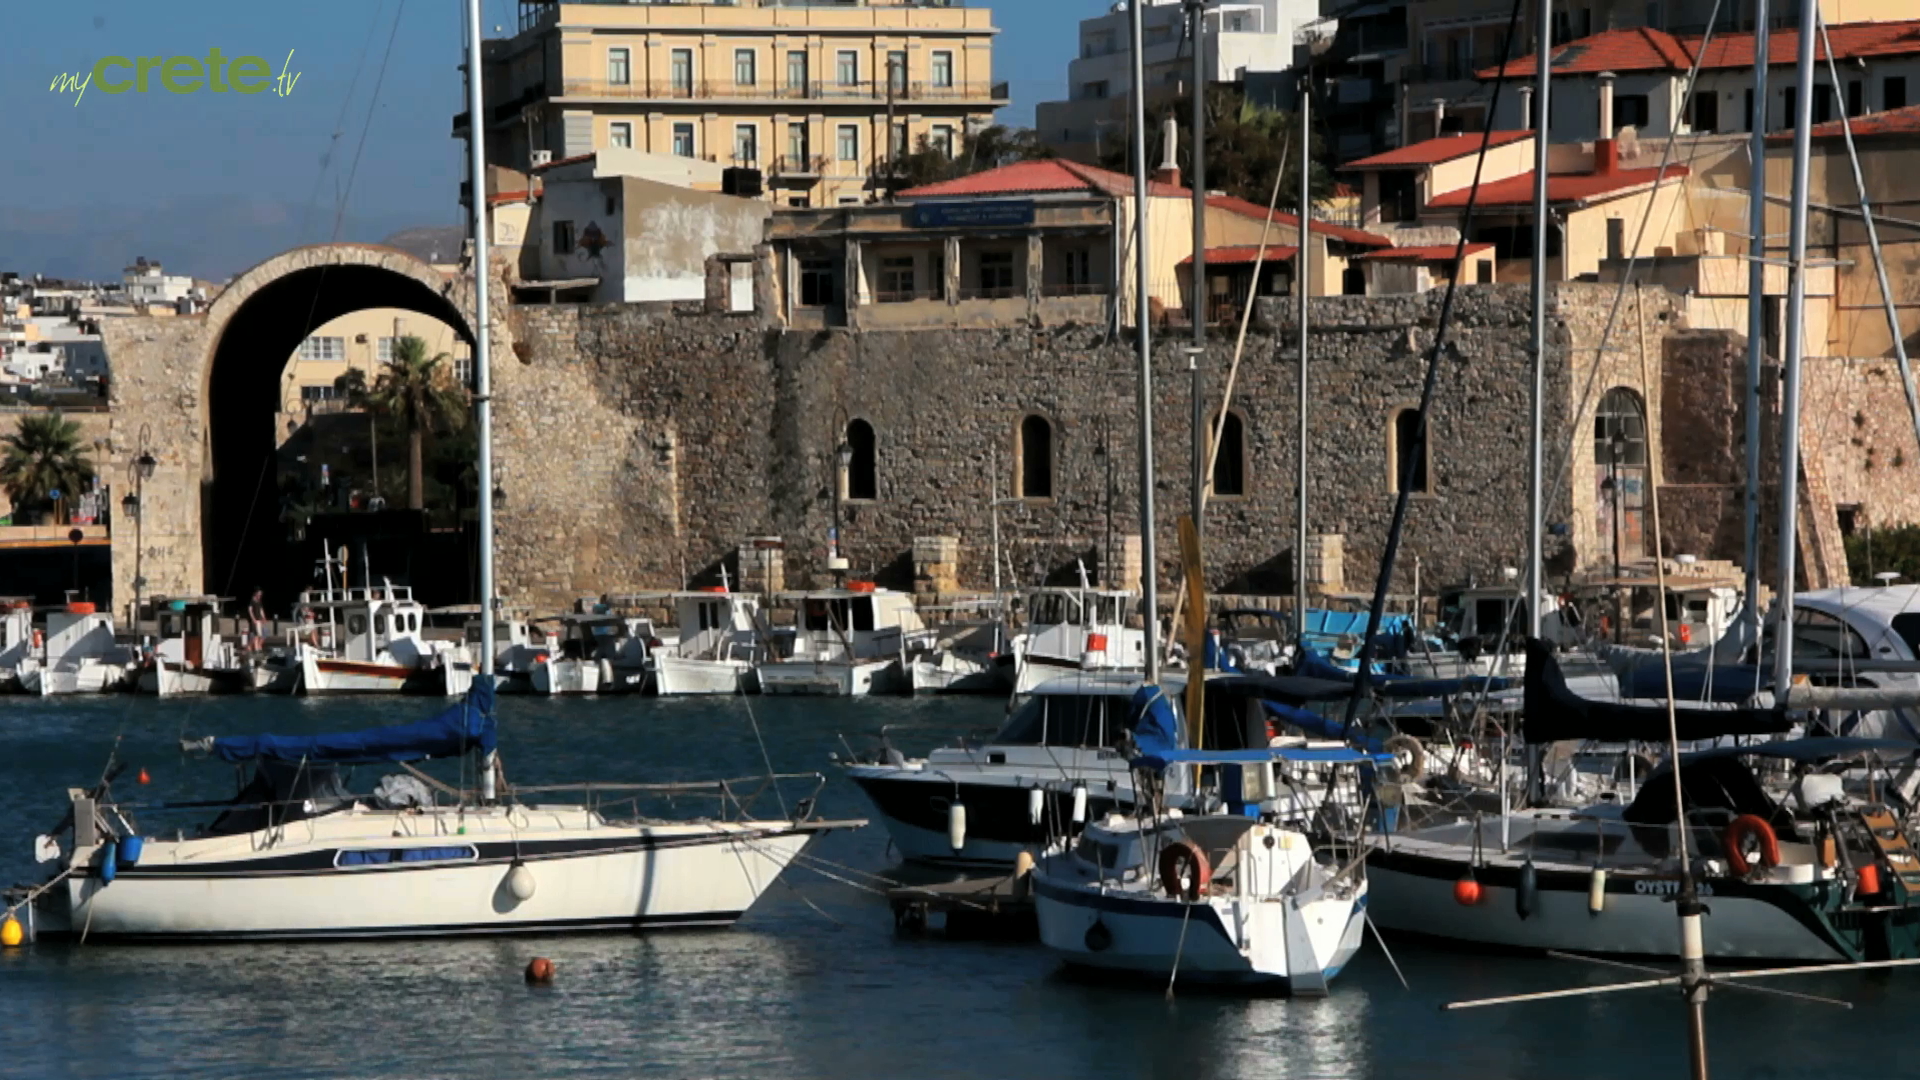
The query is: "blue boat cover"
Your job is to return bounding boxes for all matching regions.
[1296,647,1513,698]
[1128,685,1183,762]
[1129,680,1389,757]
[211,675,497,764]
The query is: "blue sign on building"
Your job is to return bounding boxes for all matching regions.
[907,200,1037,229]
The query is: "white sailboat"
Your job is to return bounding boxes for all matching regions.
[0,2,862,942]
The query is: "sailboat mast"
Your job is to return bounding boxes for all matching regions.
[1771,0,1817,698]
[1742,2,1770,655]
[465,0,498,801]
[1294,72,1310,635]
[1130,0,1161,684]
[1526,0,1548,642]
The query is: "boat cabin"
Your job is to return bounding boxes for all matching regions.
[43,602,118,665]
[535,613,656,666]
[787,584,929,662]
[0,597,33,671]
[144,595,235,671]
[293,581,434,666]
[1437,584,1578,653]
[1018,586,1145,671]
[1567,574,1740,649]
[672,589,764,659]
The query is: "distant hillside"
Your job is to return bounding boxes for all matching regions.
[0,195,458,283]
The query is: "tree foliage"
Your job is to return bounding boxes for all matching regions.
[0,412,93,522]
[349,336,469,511]
[1099,85,1335,211]
[884,124,1053,194]
[1845,524,1920,586]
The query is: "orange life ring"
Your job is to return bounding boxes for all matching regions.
[66,602,95,615]
[1725,814,1781,876]
[1158,840,1212,901]
[847,581,876,593]
[1678,623,1693,645]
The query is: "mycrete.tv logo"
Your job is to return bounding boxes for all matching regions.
[50,49,301,106]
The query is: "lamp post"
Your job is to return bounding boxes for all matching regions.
[1608,432,1626,643]
[832,439,853,583]
[125,426,156,628]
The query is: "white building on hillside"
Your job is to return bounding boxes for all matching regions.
[1036,0,1323,162]
[122,257,197,307]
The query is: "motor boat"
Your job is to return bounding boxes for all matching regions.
[133,595,250,696]
[1009,586,1146,696]
[528,612,656,695]
[757,583,932,696]
[651,588,769,696]
[256,553,471,697]
[24,601,135,696]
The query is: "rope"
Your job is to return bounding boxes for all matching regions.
[737,691,788,820]
[1165,886,1197,999]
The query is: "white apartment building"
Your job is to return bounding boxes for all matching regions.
[1036,0,1322,162]
[121,257,197,307]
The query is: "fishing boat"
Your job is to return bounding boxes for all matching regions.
[133,595,250,696]
[24,601,135,696]
[908,603,1012,694]
[756,584,931,696]
[0,598,38,692]
[10,677,860,940]
[1032,741,1386,992]
[528,612,655,695]
[1010,586,1148,695]
[651,588,768,696]
[257,554,472,697]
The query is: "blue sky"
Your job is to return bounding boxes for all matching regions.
[0,0,1085,279]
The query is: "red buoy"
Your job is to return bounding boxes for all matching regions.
[1859,863,1883,895]
[525,957,555,984]
[137,768,151,785]
[1454,872,1483,907]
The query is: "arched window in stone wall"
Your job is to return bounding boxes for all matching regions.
[1017,414,1054,499]
[1389,407,1430,494]
[1595,387,1648,562]
[1212,410,1248,498]
[846,418,877,500]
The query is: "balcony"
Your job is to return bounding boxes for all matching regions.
[558,78,1007,105]
[771,153,831,178]
[1401,54,1509,84]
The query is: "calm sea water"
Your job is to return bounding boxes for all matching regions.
[0,693,1906,1079]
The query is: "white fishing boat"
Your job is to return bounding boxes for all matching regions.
[257,551,472,697]
[1010,586,1148,696]
[527,613,655,695]
[756,584,931,696]
[1033,743,1385,992]
[23,601,135,696]
[908,607,1013,694]
[651,588,768,696]
[10,679,859,941]
[0,598,38,692]
[133,595,251,696]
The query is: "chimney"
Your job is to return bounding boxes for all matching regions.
[1154,112,1181,187]
[1518,84,1534,130]
[1595,71,1619,174]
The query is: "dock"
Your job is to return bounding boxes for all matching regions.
[887,873,1036,941]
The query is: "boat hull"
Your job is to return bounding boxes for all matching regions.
[298,655,464,697]
[908,657,1006,695]
[136,664,251,697]
[758,658,904,696]
[39,817,833,941]
[845,766,1132,867]
[26,661,130,696]
[1367,847,1867,962]
[653,655,756,695]
[1033,874,1366,992]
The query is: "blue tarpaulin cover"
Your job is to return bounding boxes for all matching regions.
[211,675,497,764]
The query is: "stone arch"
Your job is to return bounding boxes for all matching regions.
[104,243,487,614]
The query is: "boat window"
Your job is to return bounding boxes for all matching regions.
[1030,592,1081,627]
[334,845,478,867]
[851,598,876,633]
[348,614,368,636]
[1037,694,1111,747]
[374,612,389,637]
[991,696,1047,744]
[1074,834,1122,870]
[1892,614,1920,658]
[1792,609,1869,659]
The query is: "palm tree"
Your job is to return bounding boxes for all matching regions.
[363,336,469,510]
[0,413,94,524]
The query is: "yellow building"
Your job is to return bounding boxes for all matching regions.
[460,0,1007,209]
[280,310,471,442]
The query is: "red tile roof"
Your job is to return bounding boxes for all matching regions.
[1204,195,1394,247]
[898,159,1187,199]
[1361,243,1497,260]
[532,152,595,172]
[1177,245,1299,267]
[1426,164,1689,208]
[1769,102,1920,141]
[1345,131,1533,169]
[488,190,535,205]
[1480,20,1920,79]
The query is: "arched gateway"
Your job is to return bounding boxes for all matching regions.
[100,244,484,615]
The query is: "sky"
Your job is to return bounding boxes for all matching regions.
[0,0,1088,282]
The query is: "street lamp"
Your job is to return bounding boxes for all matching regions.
[126,425,155,628]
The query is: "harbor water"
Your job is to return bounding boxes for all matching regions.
[0,693,1906,1079]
